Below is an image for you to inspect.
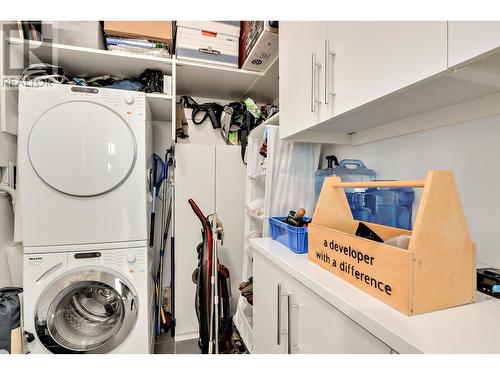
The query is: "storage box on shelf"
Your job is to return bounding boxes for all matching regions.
[42,21,104,50]
[175,21,240,68]
[104,21,174,50]
[308,171,476,315]
[240,21,279,72]
[269,217,309,254]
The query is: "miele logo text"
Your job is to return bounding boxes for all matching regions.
[28,257,42,261]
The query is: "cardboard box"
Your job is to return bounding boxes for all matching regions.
[104,21,173,49]
[42,22,104,50]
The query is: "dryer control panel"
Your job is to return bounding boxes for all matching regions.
[66,86,146,119]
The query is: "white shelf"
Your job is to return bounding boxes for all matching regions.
[261,112,279,126]
[233,295,254,352]
[248,170,266,181]
[246,211,265,221]
[176,58,262,101]
[7,38,278,104]
[249,117,279,141]
[146,93,172,121]
[176,57,279,103]
[7,38,173,78]
[244,57,280,103]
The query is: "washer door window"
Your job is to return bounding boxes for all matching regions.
[35,270,138,353]
[28,101,137,197]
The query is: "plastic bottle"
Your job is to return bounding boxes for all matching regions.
[334,159,377,188]
[347,192,372,222]
[314,155,339,202]
[365,187,414,230]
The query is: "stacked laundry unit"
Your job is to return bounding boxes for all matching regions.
[18,85,154,354]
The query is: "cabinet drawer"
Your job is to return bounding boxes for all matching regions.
[253,252,391,354]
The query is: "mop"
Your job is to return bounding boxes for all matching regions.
[153,148,173,336]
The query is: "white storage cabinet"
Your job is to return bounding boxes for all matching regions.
[279,22,328,139]
[325,21,447,119]
[279,21,447,141]
[253,251,391,354]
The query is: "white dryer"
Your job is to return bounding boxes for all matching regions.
[23,247,154,354]
[18,85,152,252]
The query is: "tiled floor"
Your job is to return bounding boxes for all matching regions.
[154,333,201,354]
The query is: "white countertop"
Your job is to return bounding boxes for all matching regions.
[250,237,500,354]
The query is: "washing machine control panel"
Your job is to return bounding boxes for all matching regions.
[69,248,148,276]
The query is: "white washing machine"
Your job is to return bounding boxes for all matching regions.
[18,85,152,252]
[23,247,154,354]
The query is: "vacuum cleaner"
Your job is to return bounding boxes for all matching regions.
[188,199,232,354]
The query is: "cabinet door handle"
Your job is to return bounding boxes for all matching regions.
[276,283,282,345]
[287,293,292,354]
[310,53,321,112]
[324,40,336,104]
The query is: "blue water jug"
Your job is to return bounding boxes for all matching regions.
[335,159,376,190]
[346,192,372,222]
[365,187,415,230]
[314,155,339,202]
[315,159,376,204]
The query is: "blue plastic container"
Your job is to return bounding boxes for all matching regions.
[364,188,415,230]
[269,216,310,254]
[314,159,376,205]
[346,192,372,222]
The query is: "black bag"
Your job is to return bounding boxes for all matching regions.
[0,287,23,354]
[239,110,259,164]
[192,102,224,129]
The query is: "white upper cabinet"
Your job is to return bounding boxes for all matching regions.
[448,21,500,67]
[279,22,328,139]
[326,21,448,118]
[279,21,448,142]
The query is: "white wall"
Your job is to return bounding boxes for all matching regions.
[0,131,17,287]
[322,114,500,268]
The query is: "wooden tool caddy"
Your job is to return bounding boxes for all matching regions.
[308,171,476,315]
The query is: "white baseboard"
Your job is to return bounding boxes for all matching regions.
[174,331,199,342]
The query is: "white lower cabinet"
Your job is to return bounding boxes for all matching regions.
[254,252,391,354]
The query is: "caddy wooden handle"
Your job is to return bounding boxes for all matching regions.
[330,179,426,188]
